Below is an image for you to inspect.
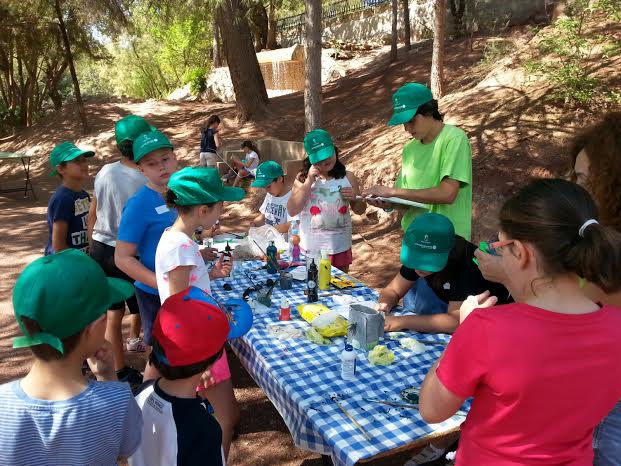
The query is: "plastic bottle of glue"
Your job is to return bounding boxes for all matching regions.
[279,299,291,321]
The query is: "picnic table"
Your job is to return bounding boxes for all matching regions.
[212,259,468,466]
[0,152,36,199]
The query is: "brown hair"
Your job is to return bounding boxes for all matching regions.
[149,337,224,380]
[569,112,621,231]
[499,178,621,294]
[20,316,83,361]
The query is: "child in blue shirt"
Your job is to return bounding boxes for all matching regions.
[0,250,142,465]
[45,141,94,255]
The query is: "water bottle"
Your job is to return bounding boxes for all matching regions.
[341,344,356,380]
[266,241,278,274]
[288,219,300,261]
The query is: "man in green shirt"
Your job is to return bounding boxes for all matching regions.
[363,83,473,240]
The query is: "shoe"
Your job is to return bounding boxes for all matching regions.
[404,444,446,465]
[126,337,147,352]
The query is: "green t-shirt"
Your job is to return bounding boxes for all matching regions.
[395,124,473,240]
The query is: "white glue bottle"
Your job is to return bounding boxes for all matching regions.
[341,344,356,381]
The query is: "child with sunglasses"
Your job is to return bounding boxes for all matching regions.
[419,179,621,465]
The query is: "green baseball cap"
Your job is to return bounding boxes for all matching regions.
[304,129,336,165]
[49,141,95,176]
[167,167,245,205]
[251,161,285,188]
[115,115,155,146]
[388,83,434,126]
[133,130,174,163]
[12,249,133,354]
[400,213,456,272]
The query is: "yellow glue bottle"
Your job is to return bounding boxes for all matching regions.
[319,250,332,290]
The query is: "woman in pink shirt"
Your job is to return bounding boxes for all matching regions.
[419,178,621,465]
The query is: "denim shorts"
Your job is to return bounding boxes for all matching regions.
[403,277,449,315]
[134,287,161,345]
[594,399,621,466]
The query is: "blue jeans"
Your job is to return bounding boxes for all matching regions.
[403,278,448,315]
[594,400,621,466]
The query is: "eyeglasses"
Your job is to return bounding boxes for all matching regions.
[489,239,514,255]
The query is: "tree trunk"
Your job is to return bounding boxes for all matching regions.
[390,0,398,62]
[267,0,278,49]
[304,0,322,132]
[54,0,89,133]
[403,0,411,51]
[217,0,269,121]
[213,18,223,67]
[430,0,445,98]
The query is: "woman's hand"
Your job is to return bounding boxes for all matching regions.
[459,290,497,323]
[474,249,507,284]
[363,185,393,198]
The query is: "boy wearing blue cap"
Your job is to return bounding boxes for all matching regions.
[0,250,143,464]
[364,83,473,240]
[45,141,94,255]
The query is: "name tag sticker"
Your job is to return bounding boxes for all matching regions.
[155,205,169,214]
[329,185,340,193]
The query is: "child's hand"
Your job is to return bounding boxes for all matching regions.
[339,187,356,201]
[200,247,219,262]
[200,369,216,389]
[210,255,232,279]
[87,341,117,382]
[307,165,321,183]
[210,222,221,237]
[459,291,497,323]
[377,302,392,314]
[384,315,407,332]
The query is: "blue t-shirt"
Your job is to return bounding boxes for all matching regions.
[118,185,177,294]
[45,185,91,255]
[0,379,143,466]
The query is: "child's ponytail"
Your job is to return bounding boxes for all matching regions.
[499,178,621,294]
[563,221,621,294]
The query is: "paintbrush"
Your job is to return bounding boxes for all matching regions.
[332,397,373,441]
[363,398,468,417]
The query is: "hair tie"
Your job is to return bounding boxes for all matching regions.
[578,219,598,237]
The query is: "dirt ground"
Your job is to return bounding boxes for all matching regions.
[1,24,620,465]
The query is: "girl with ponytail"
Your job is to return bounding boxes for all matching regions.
[419,178,621,465]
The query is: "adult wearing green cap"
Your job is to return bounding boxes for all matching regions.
[250,161,295,233]
[87,114,154,386]
[378,213,510,334]
[364,82,473,240]
[288,129,366,272]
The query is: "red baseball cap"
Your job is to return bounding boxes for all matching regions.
[152,287,230,366]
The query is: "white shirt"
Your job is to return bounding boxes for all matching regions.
[155,229,211,302]
[92,161,147,246]
[298,176,353,255]
[259,190,293,226]
[244,151,259,175]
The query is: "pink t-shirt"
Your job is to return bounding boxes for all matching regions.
[436,303,621,466]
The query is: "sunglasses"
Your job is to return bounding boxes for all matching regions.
[489,239,514,255]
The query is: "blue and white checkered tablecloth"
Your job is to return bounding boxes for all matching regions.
[212,260,467,466]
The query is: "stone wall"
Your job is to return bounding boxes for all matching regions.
[278,0,552,47]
